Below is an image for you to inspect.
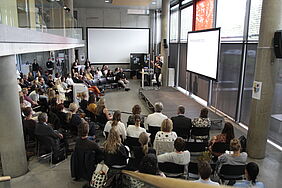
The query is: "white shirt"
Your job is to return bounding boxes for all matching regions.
[154,131,177,142]
[29,90,39,102]
[98,71,103,77]
[158,151,190,165]
[126,125,146,138]
[66,77,74,86]
[194,178,219,186]
[104,121,127,140]
[145,112,168,129]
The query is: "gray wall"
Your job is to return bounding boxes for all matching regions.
[75,7,151,66]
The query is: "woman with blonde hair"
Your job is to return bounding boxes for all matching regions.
[218,138,247,167]
[104,128,129,168]
[154,119,177,143]
[55,79,67,102]
[94,98,112,127]
[104,110,126,141]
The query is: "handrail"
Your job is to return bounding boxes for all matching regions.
[122,170,229,188]
[0,176,11,182]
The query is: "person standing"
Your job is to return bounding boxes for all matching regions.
[154,56,163,88]
[32,59,40,78]
[46,58,54,75]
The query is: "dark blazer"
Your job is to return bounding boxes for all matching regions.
[35,122,61,152]
[171,114,192,140]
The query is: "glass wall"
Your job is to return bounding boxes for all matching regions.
[216,0,247,41]
[170,5,179,42]
[211,43,243,118]
[248,0,263,41]
[240,44,257,124]
[0,0,79,39]
[180,5,193,42]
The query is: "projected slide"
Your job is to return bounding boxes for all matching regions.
[87,28,149,64]
[186,28,220,80]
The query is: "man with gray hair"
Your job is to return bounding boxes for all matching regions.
[171,105,192,140]
[35,112,63,153]
[145,102,167,130]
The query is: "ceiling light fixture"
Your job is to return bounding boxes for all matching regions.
[152,1,156,4]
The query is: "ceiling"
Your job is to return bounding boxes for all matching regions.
[73,0,163,10]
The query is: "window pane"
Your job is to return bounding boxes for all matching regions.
[211,44,243,118]
[170,5,179,42]
[180,6,193,42]
[240,44,257,125]
[182,0,192,5]
[179,43,187,88]
[216,0,247,41]
[248,0,263,41]
[269,61,282,146]
[195,0,214,31]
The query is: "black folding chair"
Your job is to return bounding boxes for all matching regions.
[125,136,141,148]
[188,162,199,179]
[158,162,185,178]
[148,126,160,144]
[218,164,246,185]
[190,126,210,141]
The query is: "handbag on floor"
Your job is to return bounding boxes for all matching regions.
[90,163,109,188]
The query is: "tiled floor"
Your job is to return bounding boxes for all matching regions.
[11,80,282,188]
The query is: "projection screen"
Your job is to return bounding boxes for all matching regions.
[87,28,149,64]
[186,28,220,80]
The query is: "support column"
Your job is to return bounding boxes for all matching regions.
[160,0,170,87]
[0,55,28,177]
[247,0,282,158]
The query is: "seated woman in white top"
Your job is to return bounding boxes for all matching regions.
[104,110,127,141]
[157,137,190,165]
[154,119,177,143]
[127,114,146,138]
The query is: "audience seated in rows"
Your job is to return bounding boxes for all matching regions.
[104,110,127,141]
[171,105,192,140]
[233,162,264,188]
[194,161,220,186]
[127,104,145,127]
[126,114,147,138]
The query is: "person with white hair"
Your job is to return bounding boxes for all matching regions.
[145,102,167,130]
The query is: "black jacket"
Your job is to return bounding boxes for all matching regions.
[171,115,192,139]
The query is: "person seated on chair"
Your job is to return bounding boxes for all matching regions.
[138,153,165,177]
[75,119,104,161]
[192,108,211,128]
[171,105,192,140]
[217,138,247,170]
[145,102,168,130]
[66,73,74,87]
[68,103,82,133]
[127,104,145,127]
[103,128,129,169]
[55,103,68,130]
[86,94,97,115]
[157,137,190,165]
[94,98,112,127]
[126,114,147,138]
[79,92,88,112]
[154,119,177,144]
[130,132,156,170]
[233,162,265,188]
[22,107,36,142]
[34,112,64,153]
[194,161,220,186]
[209,122,235,157]
[116,68,130,90]
[104,110,127,141]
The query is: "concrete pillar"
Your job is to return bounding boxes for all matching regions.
[247,0,282,158]
[0,55,28,177]
[160,0,170,87]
